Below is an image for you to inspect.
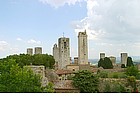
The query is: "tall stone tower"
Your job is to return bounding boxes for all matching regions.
[121,53,128,66]
[78,30,88,65]
[100,53,105,59]
[58,37,70,69]
[27,48,33,55]
[35,47,42,54]
[53,44,59,63]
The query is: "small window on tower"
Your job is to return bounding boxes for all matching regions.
[64,42,67,48]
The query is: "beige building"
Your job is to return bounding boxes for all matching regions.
[27,48,33,55]
[53,37,70,70]
[100,53,105,59]
[78,30,88,65]
[35,47,42,54]
[121,53,128,66]
[109,56,116,65]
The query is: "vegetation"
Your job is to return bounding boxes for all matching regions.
[0,53,55,69]
[125,66,139,78]
[99,80,127,93]
[0,59,54,93]
[72,70,99,93]
[97,71,108,78]
[126,57,134,67]
[121,64,126,68]
[127,76,138,92]
[98,57,113,69]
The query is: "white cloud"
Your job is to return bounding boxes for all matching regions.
[0,41,9,51]
[39,0,84,8]
[73,0,140,42]
[27,39,41,45]
[70,0,140,58]
[16,37,22,41]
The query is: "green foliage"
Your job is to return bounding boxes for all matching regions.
[2,53,55,69]
[97,71,108,78]
[127,76,138,92]
[98,57,113,69]
[72,70,99,93]
[43,82,55,93]
[0,59,43,92]
[112,73,119,78]
[103,81,127,93]
[125,66,139,78]
[126,57,134,67]
[121,64,126,68]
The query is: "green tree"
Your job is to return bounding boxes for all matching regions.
[2,53,55,69]
[0,59,43,92]
[98,57,113,69]
[72,70,99,93]
[121,64,126,68]
[125,66,139,78]
[126,57,134,67]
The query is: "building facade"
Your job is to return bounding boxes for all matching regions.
[35,47,42,54]
[58,37,70,69]
[121,53,128,66]
[78,30,88,65]
[100,53,105,59]
[27,48,33,55]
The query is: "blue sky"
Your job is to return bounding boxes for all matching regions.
[0,0,140,59]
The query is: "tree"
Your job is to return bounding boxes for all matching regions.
[125,66,139,78]
[2,53,55,69]
[126,57,134,67]
[72,70,99,93]
[98,57,113,69]
[121,64,126,68]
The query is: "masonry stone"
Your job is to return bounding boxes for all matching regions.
[78,30,88,65]
[35,47,42,54]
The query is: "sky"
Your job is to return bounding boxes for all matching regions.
[0,0,140,59]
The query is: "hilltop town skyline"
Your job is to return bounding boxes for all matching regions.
[0,0,140,59]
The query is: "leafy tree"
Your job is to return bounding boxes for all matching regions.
[98,57,113,69]
[43,82,55,93]
[0,59,43,92]
[126,57,134,67]
[1,53,55,69]
[72,70,99,93]
[121,64,126,68]
[97,71,108,78]
[125,66,139,78]
[127,76,138,92]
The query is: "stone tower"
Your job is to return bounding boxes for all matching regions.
[78,30,88,65]
[100,53,105,59]
[53,44,59,63]
[27,48,33,55]
[35,47,42,54]
[58,37,70,69]
[121,53,128,66]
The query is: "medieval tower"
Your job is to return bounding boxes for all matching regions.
[53,44,59,63]
[53,37,70,70]
[121,53,128,67]
[78,30,88,65]
[58,37,70,69]
[35,47,42,54]
[27,48,33,55]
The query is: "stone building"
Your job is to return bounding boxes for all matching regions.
[53,37,70,70]
[121,53,128,66]
[78,30,88,65]
[35,47,42,54]
[100,53,105,59]
[24,65,48,87]
[109,56,116,65]
[27,48,33,55]
[58,37,70,69]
